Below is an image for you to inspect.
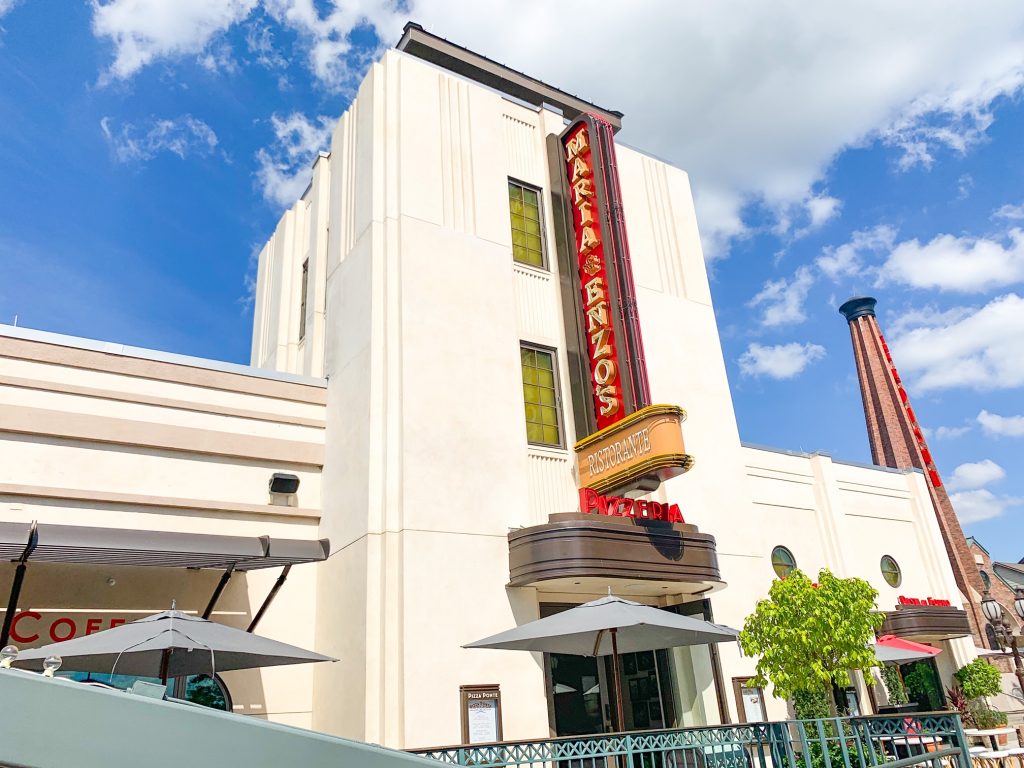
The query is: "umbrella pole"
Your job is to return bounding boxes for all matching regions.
[159,648,170,686]
[610,628,625,732]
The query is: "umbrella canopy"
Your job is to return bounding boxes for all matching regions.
[873,634,941,664]
[13,609,335,678]
[464,594,739,656]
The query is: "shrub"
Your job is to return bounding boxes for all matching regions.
[881,665,909,705]
[954,659,1002,700]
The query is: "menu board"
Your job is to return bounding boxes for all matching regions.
[460,685,503,745]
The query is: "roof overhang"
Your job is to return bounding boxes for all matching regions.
[0,522,328,571]
[396,23,623,132]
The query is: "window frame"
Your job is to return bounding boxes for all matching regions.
[770,546,797,579]
[880,555,902,588]
[298,258,309,342]
[519,342,565,449]
[507,178,548,271]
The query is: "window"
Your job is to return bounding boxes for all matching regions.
[298,259,309,341]
[521,345,562,447]
[881,555,902,588]
[771,546,796,579]
[508,180,545,268]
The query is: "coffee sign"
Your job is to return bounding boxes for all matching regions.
[575,404,693,494]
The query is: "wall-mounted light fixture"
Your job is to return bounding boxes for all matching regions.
[269,473,300,495]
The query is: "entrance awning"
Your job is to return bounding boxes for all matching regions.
[0,521,328,570]
[0,521,329,645]
[874,634,941,663]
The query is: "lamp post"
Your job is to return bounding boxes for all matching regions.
[980,588,1024,697]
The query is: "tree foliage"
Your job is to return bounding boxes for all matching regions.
[739,568,884,704]
[881,664,909,705]
[954,658,1002,700]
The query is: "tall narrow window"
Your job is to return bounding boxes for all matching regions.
[298,259,309,341]
[508,180,545,268]
[520,345,562,447]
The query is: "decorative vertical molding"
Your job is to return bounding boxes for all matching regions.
[526,451,578,525]
[512,266,559,342]
[438,76,477,234]
[642,156,686,297]
[504,114,541,183]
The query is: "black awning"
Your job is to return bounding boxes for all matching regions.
[0,521,328,571]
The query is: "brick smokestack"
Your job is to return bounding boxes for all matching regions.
[838,296,986,643]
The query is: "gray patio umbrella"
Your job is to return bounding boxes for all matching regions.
[464,594,738,730]
[13,609,335,682]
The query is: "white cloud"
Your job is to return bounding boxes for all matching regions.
[957,173,974,200]
[738,342,826,379]
[92,0,257,82]
[255,112,334,206]
[100,115,219,163]
[977,409,1024,437]
[749,266,815,327]
[817,225,896,280]
[879,228,1024,292]
[933,425,972,440]
[950,489,1022,524]
[993,202,1024,221]
[85,3,1024,259]
[946,459,1005,491]
[887,293,1024,392]
[0,0,20,17]
[246,21,287,70]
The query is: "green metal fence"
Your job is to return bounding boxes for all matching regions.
[411,713,972,768]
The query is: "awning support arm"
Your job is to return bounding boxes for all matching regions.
[246,564,291,633]
[0,523,38,647]
[201,563,235,620]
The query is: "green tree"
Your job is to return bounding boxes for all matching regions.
[739,568,885,719]
[880,664,909,705]
[954,658,1002,700]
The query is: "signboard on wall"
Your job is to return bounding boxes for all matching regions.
[560,114,651,430]
[460,684,502,745]
[575,404,693,495]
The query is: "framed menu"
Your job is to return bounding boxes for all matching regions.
[460,684,503,745]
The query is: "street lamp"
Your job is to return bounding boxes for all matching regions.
[981,588,1024,698]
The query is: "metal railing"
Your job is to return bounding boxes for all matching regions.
[411,713,973,768]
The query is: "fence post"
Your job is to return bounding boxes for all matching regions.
[814,719,834,768]
[950,714,973,768]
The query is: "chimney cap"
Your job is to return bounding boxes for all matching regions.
[839,296,877,322]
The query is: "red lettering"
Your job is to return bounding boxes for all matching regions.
[85,618,103,635]
[579,489,685,525]
[9,610,40,644]
[668,504,684,524]
[49,617,76,642]
[109,618,126,629]
[635,500,648,518]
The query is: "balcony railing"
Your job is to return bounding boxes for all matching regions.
[411,713,972,768]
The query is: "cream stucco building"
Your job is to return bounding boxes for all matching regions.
[0,23,978,751]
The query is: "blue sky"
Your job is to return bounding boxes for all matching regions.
[0,2,1022,562]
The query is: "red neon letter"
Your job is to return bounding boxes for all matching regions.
[9,610,40,644]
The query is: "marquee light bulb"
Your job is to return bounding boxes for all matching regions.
[42,655,62,677]
[0,645,18,668]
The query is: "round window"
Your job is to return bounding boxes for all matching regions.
[771,546,797,579]
[881,555,902,588]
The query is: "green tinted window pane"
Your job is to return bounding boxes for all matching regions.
[523,188,539,206]
[542,426,560,445]
[512,230,527,247]
[522,366,537,384]
[523,384,538,402]
[525,219,541,236]
[509,198,524,215]
[524,404,540,422]
[538,388,555,406]
[518,250,543,267]
[526,423,544,442]
[536,353,553,370]
[540,406,558,425]
[524,203,540,221]
[527,234,543,251]
[521,348,534,365]
[508,183,523,201]
[537,369,554,387]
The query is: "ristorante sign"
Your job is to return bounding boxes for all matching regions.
[563,121,625,428]
[575,404,693,494]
